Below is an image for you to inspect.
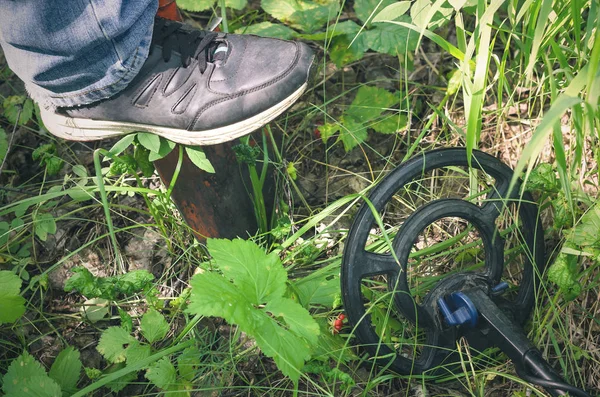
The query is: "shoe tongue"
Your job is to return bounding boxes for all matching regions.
[211,42,229,63]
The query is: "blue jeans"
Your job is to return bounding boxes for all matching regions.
[0,0,158,109]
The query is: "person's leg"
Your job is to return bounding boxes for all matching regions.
[0,0,157,109]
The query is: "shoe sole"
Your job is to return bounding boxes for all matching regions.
[40,82,307,146]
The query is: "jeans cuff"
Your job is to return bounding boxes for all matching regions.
[29,20,154,110]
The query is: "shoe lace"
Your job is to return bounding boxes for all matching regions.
[151,18,219,73]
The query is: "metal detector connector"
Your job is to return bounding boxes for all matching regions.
[341,148,591,396]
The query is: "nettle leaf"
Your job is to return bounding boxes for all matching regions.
[141,308,170,344]
[97,326,137,364]
[0,270,26,325]
[146,357,177,390]
[547,253,582,301]
[207,238,287,304]
[354,0,395,25]
[2,351,62,397]
[187,238,320,381]
[2,96,34,126]
[48,347,82,393]
[185,146,215,173]
[236,22,297,39]
[65,267,155,300]
[261,0,340,33]
[365,18,419,55]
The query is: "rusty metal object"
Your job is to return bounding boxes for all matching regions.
[154,142,263,240]
[157,0,182,21]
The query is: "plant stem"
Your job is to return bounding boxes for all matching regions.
[219,0,229,33]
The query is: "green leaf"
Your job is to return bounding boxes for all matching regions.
[177,347,201,382]
[48,347,82,393]
[0,271,26,324]
[328,35,367,67]
[32,144,54,161]
[547,253,582,301]
[318,122,341,143]
[188,239,320,381]
[346,85,399,122]
[207,238,287,304]
[225,0,247,10]
[261,0,340,33]
[293,266,340,308]
[300,20,360,41]
[81,298,110,323]
[140,308,170,344]
[3,96,34,126]
[265,298,319,344]
[119,308,133,333]
[64,267,155,300]
[136,133,161,153]
[97,327,137,364]
[44,156,64,176]
[354,0,396,25]
[176,0,214,11]
[146,357,177,390]
[527,163,559,192]
[185,146,215,173]
[108,134,136,157]
[124,341,152,364]
[370,113,408,134]
[134,145,154,177]
[551,197,572,229]
[0,128,8,165]
[372,1,411,22]
[338,115,368,152]
[2,352,62,397]
[410,0,453,30]
[236,22,297,39]
[34,213,56,242]
[148,137,176,162]
[365,18,419,55]
[567,205,600,248]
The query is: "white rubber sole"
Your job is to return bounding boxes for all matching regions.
[40,82,307,146]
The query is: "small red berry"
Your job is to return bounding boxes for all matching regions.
[339,313,346,321]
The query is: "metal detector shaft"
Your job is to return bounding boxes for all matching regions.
[463,289,588,397]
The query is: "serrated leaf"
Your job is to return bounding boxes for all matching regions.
[125,341,152,364]
[373,1,411,22]
[141,308,170,344]
[176,0,214,11]
[547,253,582,301]
[346,85,399,122]
[48,347,82,393]
[137,133,161,153]
[370,113,408,134]
[339,116,368,152]
[236,22,297,39]
[34,213,56,242]
[261,0,340,33]
[567,205,600,248]
[97,327,136,364]
[354,0,396,25]
[265,298,319,344]
[185,146,215,173]
[188,239,320,381]
[0,271,26,324]
[3,96,34,126]
[365,18,419,55]
[146,357,177,390]
[226,0,247,10]
[527,163,558,192]
[2,352,61,397]
[45,156,64,176]
[207,238,287,304]
[0,128,8,165]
